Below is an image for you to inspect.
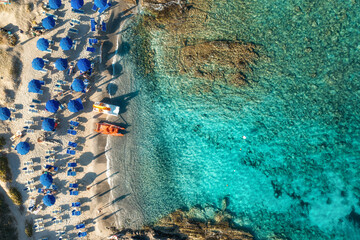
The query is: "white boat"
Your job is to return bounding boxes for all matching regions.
[93,102,120,116]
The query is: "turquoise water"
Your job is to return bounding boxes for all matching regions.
[111,0,360,239]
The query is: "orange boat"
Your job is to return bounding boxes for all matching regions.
[95,123,125,136]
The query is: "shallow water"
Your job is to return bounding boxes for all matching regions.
[109,0,360,239]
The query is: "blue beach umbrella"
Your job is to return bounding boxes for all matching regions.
[60,37,73,50]
[94,0,106,8]
[71,0,83,9]
[42,16,55,30]
[42,118,56,131]
[49,0,61,9]
[32,57,45,70]
[28,79,42,93]
[77,58,91,72]
[71,78,85,92]
[68,98,84,113]
[55,58,68,71]
[15,142,30,155]
[40,173,53,188]
[43,194,56,207]
[0,107,10,120]
[45,100,60,113]
[36,38,49,51]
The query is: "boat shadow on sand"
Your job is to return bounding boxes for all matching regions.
[101,90,139,115]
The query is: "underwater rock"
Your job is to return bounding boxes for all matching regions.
[110,206,254,239]
[179,40,258,87]
[140,0,258,88]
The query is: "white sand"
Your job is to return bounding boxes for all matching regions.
[0,0,138,238]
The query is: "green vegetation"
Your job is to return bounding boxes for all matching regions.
[0,136,5,148]
[25,221,33,237]
[0,154,12,182]
[0,194,18,239]
[9,187,22,206]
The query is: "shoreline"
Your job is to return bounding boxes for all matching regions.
[91,0,141,235]
[0,0,140,238]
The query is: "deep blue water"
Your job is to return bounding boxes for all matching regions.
[109,0,360,239]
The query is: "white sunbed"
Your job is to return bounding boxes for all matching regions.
[24,160,34,166]
[33,205,42,214]
[45,158,56,164]
[25,120,35,125]
[26,129,35,133]
[25,179,35,185]
[35,225,45,232]
[27,186,36,193]
[45,149,55,155]
[25,168,35,175]
[34,218,44,224]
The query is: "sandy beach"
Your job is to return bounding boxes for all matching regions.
[0,0,138,238]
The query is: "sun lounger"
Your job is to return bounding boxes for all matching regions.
[54,89,63,93]
[78,231,87,237]
[28,198,35,212]
[86,47,96,53]
[33,205,42,214]
[102,21,106,32]
[27,186,36,193]
[25,168,35,175]
[67,129,77,135]
[56,230,65,236]
[76,223,85,229]
[45,158,56,164]
[68,162,77,167]
[92,4,97,11]
[46,149,55,154]
[70,120,80,127]
[72,209,81,215]
[89,38,98,46]
[71,18,81,25]
[26,179,35,185]
[26,129,35,133]
[66,148,76,155]
[57,80,67,85]
[34,218,43,224]
[68,141,78,148]
[69,183,78,188]
[72,8,84,14]
[70,189,79,195]
[54,218,63,224]
[72,202,81,207]
[28,108,38,113]
[52,207,62,215]
[24,160,34,166]
[67,169,76,176]
[68,28,79,34]
[25,120,35,125]
[32,99,41,104]
[90,18,96,32]
[98,2,111,14]
[35,226,45,232]
[43,11,58,20]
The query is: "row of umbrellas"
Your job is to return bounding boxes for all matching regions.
[28,78,85,94]
[37,37,73,51]
[32,57,91,72]
[49,0,108,10]
[45,98,84,113]
[16,0,112,209]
